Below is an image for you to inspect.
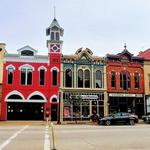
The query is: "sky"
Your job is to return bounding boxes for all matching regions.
[1,0,150,56]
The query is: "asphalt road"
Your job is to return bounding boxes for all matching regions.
[0,122,150,150]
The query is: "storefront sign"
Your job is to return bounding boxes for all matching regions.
[109,93,143,97]
[81,95,98,100]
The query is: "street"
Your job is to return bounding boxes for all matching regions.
[0,122,150,150]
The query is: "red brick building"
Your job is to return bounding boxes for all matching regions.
[106,46,145,117]
[1,18,63,120]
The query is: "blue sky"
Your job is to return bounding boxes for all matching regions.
[1,0,150,56]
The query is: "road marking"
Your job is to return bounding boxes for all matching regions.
[44,125,50,150]
[0,125,29,150]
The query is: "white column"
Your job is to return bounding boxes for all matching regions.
[74,64,76,88]
[91,65,94,88]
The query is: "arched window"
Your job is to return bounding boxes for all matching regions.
[78,69,83,87]
[85,69,90,88]
[29,95,44,100]
[134,73,139,88]
[65,69,72,87]
[78,69,91,88]
[120,72,130,90]
[40,68,45,85]
[21,68,33,85]
[7,67,14,84]
[56,32,59,40]
[111,72,116,88]
[52,98,57,102]
[96,70,102,88]
[52,70,57,86]
[7,94,22,99]
[21,50,34,56]
[51,32,54,40]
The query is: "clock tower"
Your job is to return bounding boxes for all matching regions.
[46,18,64,120]
[46,18,64,54]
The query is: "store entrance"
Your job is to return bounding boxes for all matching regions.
[7,102,44,120]
[51,104,58,121]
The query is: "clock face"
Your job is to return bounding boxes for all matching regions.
[53,45,58,51]
[50,44,60,52]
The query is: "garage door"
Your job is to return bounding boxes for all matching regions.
[7,102,44,120]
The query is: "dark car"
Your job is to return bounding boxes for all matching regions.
[142,113,150,123]
[99,112,138,126]
[142,113,150,122]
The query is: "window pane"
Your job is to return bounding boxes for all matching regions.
[111,72,116,88]
[27,69,32,85]
[78,70,83,87]
[21,69,26,85]
[134,73,139,88]
[96,70,102,88]
[127,73,130,88]
[40,69,45,85]
[51,32,54,40]
[56,32,59,40]
[52,70,57,86]
[8,68,13,84]
[65,69,72,87]
[85,70,90,88]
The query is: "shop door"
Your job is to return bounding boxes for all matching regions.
[7,102,44,120]
[51,104,58,121]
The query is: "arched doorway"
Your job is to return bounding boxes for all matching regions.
[51,97,58,121]
[6,91,46,120]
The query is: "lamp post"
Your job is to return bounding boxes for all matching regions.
[57,92,61,124]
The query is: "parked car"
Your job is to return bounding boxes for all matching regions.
[142,113,150,122]
[142,113,150,123]
[98,112,138,126]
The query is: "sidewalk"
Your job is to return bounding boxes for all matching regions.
[0,119,145,126]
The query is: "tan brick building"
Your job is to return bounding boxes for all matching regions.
[0,43,6,118]
[139,49,150,114]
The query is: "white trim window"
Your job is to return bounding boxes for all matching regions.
[39,68,46,86]
[7,67,14,84]
[52,70,58,86]
[96,70,102,88]
[20,67,33,85]
[78,69,90,88]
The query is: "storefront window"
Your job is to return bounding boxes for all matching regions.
[82,101,90,118]
[63,92,104,120]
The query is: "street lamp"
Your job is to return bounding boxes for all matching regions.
[57,92,61,124]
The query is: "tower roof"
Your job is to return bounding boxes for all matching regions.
[46,18,64,36]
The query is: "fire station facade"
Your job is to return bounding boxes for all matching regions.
[0,18,145,121]
[1,18,63,121]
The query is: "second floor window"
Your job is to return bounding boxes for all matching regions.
[134,73,139,89]
[96,70,102,88]
[56,32,60,40]
[65,69,72,87]
[7,67,14,84]
[78,69,90,88]
[148,74,150,90]
[111,72,116,88]
[51,32,54,40]
[120,72,130,90]
[52,70,57,86]
[40,69,45,85]
[21,68,32,85]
